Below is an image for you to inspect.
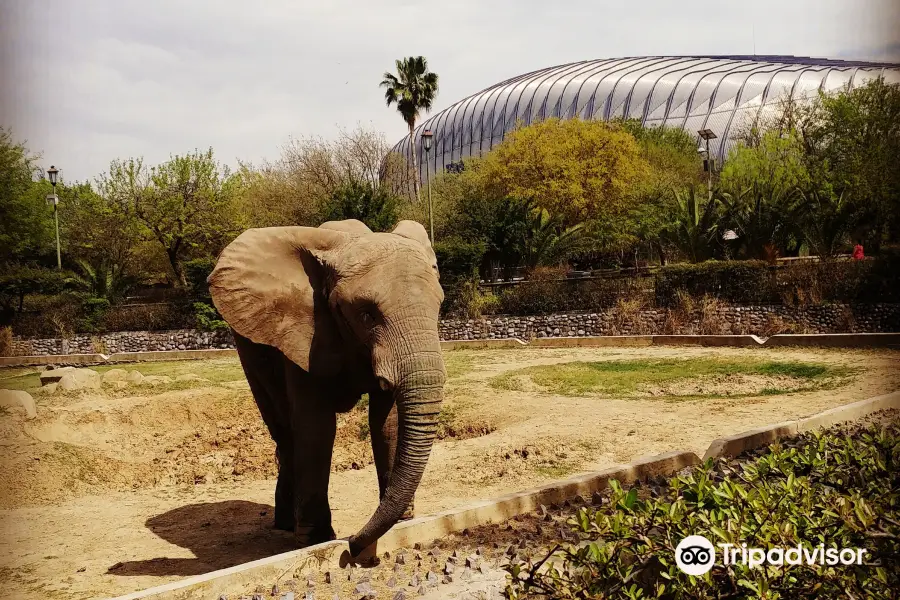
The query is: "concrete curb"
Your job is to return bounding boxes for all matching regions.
[4,333,899,368]
[106,451,700,600]
[703,390,900,460]
[440,339,528,350]
[651,335,764,347]
[529,335,652,347]
[0,353,108,367]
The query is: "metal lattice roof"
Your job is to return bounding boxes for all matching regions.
[389,55,900,187]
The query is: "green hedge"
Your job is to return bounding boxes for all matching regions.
[505,418,900,599]
[655,260,775,307]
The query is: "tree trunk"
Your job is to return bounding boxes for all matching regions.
[408,124,421,202]
[166,248,186,287]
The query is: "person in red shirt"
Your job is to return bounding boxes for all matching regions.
[852,241,864,260]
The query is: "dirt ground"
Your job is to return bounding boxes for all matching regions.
[0,346,898,600]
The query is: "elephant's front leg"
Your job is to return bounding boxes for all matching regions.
[285,366,338,547]
[369,390,415,520]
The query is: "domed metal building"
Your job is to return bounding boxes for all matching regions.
[389,55,900,187]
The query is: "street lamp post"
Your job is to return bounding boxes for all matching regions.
[421,130,434,242]
[697,129,717,205]
[46,165,61,269]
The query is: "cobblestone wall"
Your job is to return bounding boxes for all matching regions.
[8,303,900,355]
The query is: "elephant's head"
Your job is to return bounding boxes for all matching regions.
[207,220,445,554]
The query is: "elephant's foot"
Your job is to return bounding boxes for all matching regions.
[295,524,337,548]
[273,514,294,532]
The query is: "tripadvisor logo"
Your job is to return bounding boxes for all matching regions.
[675,535,869,575]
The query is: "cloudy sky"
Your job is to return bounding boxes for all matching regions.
[2,0,898,183]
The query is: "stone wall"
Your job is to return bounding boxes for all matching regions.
[8,303,900,356]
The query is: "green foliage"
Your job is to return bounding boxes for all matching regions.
[0,264,70,321]
[99,148,239,286]
[659,187,721,263]
[719,185,805,261]
[78,297,111,333]
[193,301,228,332]
[655,260,774,307]
[183,257,217,299]
[322,180,400,231]
[433,237,486,314]
[490,358,848,397]
[493,267,650,316]
[67,258,139,302]
[475,118,646,227]
[0,128,55,261]
[719,129,811,196]
[504,419,900,599]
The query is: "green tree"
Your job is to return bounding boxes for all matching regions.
[99,149,238,286]
[67,258,138,303]
[521,205,588,271]
[321,180,400,231]
[474,118,646,227]
[0,128,54,262]
[720,184,805,261]
[659,186,722,263]
[719,129,810,197]
[380,56,439,201]
[804,77,900,244]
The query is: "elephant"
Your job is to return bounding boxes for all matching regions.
[207,219,446,556]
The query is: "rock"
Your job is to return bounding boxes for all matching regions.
[175,373,208,382]
[353,582,376,598]
[42,383,58,395]
[395,553,406,565]
[126,370,144,384]
[392,592,406,600]
[442,574,452,584]
[39,367,75,385]
[101,368,128,384]
[417,586,426,596]
[142,375,173,386]
[409,574,419,587]
[386,576,397,587]
[324,571,331,584]
[425,571,438,587]
[57,368,100,391]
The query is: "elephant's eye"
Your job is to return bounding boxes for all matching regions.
[361,310,375,326]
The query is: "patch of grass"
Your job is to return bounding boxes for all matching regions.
[443,352,477,380]
[489,358,856,398]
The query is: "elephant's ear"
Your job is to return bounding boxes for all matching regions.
[208,226,346,375]
[391,220,431,248]
[320,219,372,235]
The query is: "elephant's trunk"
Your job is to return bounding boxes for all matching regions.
[348,336,444,555]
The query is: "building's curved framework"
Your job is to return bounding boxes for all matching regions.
[388,55,900,189]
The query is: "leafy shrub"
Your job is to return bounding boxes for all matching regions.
[496,268,652,316]
[193,301,229,331]
[435,237,486,315]
[505,419,899,599]
[101,302,194,333]
[0,263,71,323]
[78,297,111,333]
[184,258,217,299]
[655,260,775,307]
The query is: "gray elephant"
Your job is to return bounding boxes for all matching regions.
[208,219,445,556]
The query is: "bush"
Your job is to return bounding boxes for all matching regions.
[435,237,486,315]
[193,301,229,331]
[655,260,775,307]
[495,268,652,316]
[78,297,111,333]
[505,418,900,599]
[100,302,194,333]
[183,258,217,299]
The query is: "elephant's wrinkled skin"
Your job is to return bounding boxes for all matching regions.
[208,219,445,555]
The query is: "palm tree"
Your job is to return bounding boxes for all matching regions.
[661,186,721,263]
[68,258,138,302]
[380,56,439,201]
[522,205,587,271]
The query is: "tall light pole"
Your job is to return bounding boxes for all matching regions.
[46,165,61,269]
[697,129,717,204]
[421,129,434,242]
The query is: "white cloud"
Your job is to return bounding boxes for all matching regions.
[1,0,897,182]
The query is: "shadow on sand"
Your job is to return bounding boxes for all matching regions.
[107,500,297,577]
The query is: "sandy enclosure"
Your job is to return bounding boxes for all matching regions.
[0,345,898,600]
